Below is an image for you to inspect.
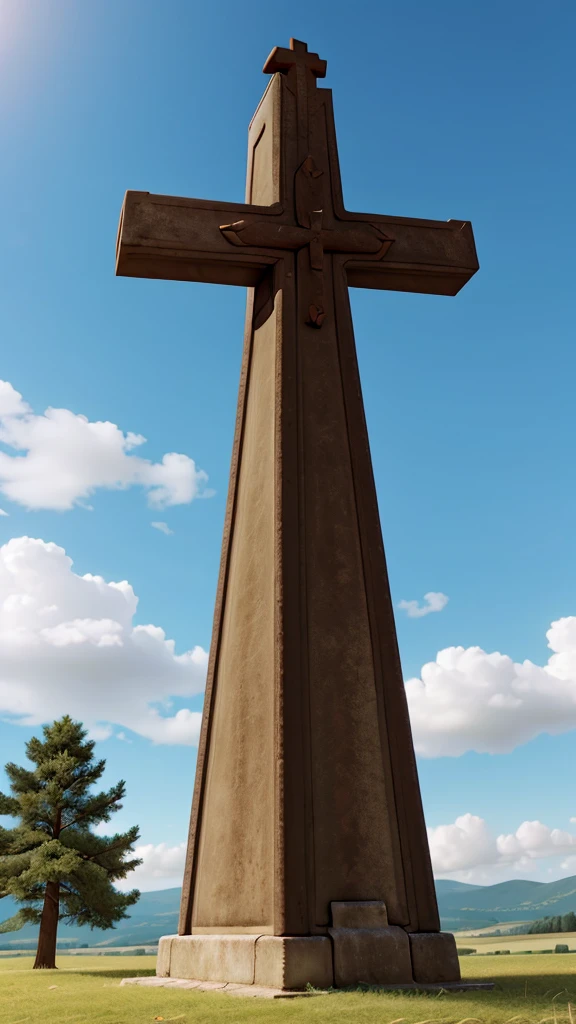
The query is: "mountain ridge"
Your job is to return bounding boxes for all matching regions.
[2,877,576,947]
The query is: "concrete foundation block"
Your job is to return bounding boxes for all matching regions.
[254,935,333,989]
[167,934,258,984]
[329,924,413,987]
[409,931,461,984]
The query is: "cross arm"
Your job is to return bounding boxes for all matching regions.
[342,212,478,296]
[116,191,282,287]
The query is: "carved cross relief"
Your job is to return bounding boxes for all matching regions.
[117,39,478,326]
[221,152,392,328]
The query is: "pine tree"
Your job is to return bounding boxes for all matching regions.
[0,716,141,969]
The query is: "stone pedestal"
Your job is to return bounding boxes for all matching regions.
[329,899,412,986]
[156,903,462,991]
[330,926,413,987]
[409,931,461,984]
[158,933,333,989]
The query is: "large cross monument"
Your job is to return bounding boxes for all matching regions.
[117,40,478,991]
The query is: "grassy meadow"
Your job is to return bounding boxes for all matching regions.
[3,952,576,1024]
[457,932,576,955]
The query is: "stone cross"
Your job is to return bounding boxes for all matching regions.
[117,39,478,992]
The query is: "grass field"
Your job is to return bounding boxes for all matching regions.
[455,924,529,938]
[0,945,158,958]
[458,933,576,954]
[2,953,576,1024]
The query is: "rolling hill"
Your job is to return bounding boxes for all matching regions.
[2,876,576,947]
[0,888,182,949]
[437,876,576,931]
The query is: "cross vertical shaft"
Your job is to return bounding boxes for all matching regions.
[182,41,441,955]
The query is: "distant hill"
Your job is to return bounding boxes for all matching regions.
[0,888,181,949]
[434,879,484,895]
[437,875,576,932]
[2,876,576,947]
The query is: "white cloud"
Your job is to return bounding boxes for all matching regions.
[87,724,114,742]
[0,380,210,511]
[497,821,576,862]
[0,536,207,744]
[117,842,186,892]
[407,618,576,757]
[151,521,174,536]
[429,813,576,881]
[428,814,495,874]
[0,510,8,517]
[117,818,576,892]
[398,592,449,619]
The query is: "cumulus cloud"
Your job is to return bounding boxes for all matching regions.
[407,618,576,757]
[151,522,174,536]
[429,813,576,879]
[120,819,576,891]
[0,536,207,744]
[0,380,210,511]
[116,842,186,892]
[0,510,8,517]
[398,592,449,618]
[428,814,495,874]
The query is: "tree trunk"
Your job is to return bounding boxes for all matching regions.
[33,881,59,969]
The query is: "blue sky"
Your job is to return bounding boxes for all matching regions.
[1,0,575,891]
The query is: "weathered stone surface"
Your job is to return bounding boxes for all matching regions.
[120,976,326,997]
[329,925,413,987]
[187,281,278,934]
[254,935,333,990]
[156,935,174,977]
[331,901,388,928]
[409,931,461,984]
[117,37,478,990]
[168,934,258,984]
[121,975,494,995]
[165,36,459,946]
[224,984,323,999]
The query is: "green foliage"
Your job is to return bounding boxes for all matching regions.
[555,943,570,953]
[0,716,141,935]
[529,911,576,934]
[456,946,476,955]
